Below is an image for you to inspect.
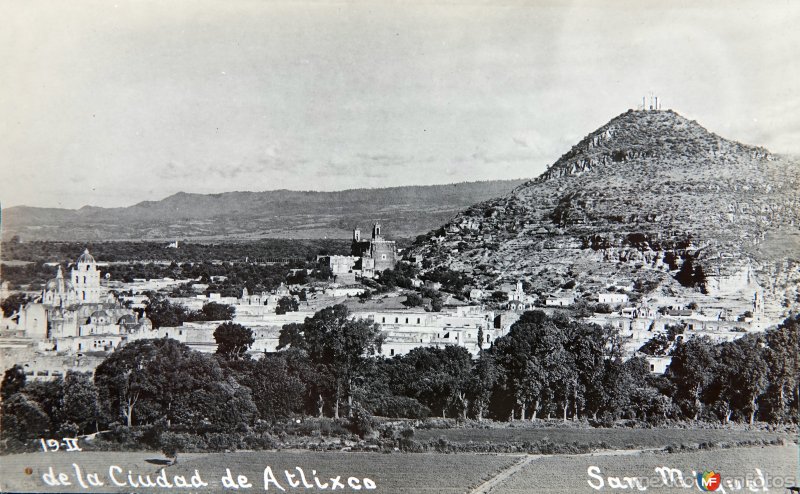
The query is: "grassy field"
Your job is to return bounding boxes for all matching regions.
[414,426,793,450]
[493,444,799,493]
[0,450,519,493]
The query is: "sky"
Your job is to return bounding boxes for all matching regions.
[1,0,798,209]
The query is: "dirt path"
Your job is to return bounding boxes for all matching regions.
[468,448,661,494]
[469,455,537,494]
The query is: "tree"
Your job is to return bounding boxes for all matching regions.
[593,303,612,314]
[289,305,383,418]
[762,315,799,422]
[639,333,672,356]
[95,339,161,427]
[666,336,718,420]
[160,431,184,464]
[421,267,472,294]
[712,335,768,424]
[243,354,307,422]
[603,356,660,422]
[143,296,188,329]
[492,311,576,421]
[639,324,683,356]
[275,296,299,315]
[282,347,333,418]
[213,322,254,360]
[277,323,306,350]
[403,293,424,307]
[565,321,618,420]
[198,302,235,321]
[95,338,257,431]
[25,379,65,435]
[62,371,100,435]
[0,393,51,442]
[675,255,706,291]
[378,267,415,290]
[1,364,26,399]
[286,269,308,285]
[1,293,28,318]
[469,353,498,421]
[176,373,257,433]
[393,346,472,419]
[312,265,333,281]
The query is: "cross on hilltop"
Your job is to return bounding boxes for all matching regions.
[638,94,663,111]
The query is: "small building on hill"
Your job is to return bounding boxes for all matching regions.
[546,293,575,307]
[598,292,629,305]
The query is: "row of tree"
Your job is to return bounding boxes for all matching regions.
[2,310,797,446]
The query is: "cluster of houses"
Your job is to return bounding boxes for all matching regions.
[0,246,503,379]
[0,250,154,378]
[0,234,780,381]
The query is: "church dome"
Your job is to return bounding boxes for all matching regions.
[118,314,137,325]
[90,309,109,318]
[76,248,96,264]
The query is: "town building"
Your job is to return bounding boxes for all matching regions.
[504,281,535,311]
[2,249,152,359]
[545,293,575,307]
[318,223,397,278]
[351,223,397,272]
[355,306,502,357]
[598,292,629,305]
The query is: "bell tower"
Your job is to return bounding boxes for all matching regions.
[71,248,102,303]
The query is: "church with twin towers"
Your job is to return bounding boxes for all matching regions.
[351,222,398,273]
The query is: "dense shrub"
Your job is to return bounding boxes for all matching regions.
[159,431,185,460]
[349,407,375,438]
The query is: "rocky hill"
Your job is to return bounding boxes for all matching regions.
[0,180,525,242]
[410,109,800,311]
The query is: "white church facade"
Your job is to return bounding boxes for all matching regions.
[7,249,152,354]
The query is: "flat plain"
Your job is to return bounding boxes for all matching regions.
[1,428,796,494]
[0,450,519,493]
[493,444,799,493]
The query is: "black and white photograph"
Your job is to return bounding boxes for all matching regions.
[0,1,798,492]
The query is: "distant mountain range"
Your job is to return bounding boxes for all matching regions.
[410,109,800,311]
[0,180,527,242]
